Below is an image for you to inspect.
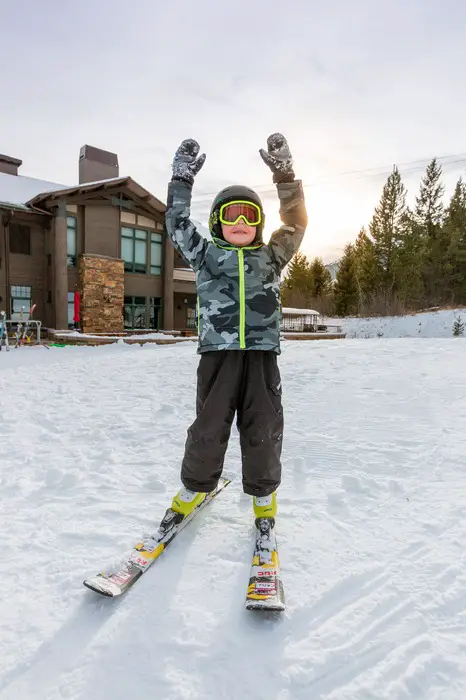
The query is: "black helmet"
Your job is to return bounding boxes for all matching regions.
[208,185,265,243]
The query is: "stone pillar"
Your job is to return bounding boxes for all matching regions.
[54,201,69,330]
[79,254,124,333]
[163,235,174,330]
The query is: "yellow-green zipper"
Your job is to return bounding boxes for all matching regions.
[238,248,246,349]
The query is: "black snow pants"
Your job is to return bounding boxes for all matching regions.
[181,350,284,497]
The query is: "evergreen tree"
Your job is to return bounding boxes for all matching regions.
[453,315,464,336]
[393,207,424,310]
[414,158,447,302]
[309,257,332,298]
[368,166,409,310]
[353,228,379,313]
[281,251,313,307]
[415,158,445,237]
[333,244,358,316]
[444,178,466,304]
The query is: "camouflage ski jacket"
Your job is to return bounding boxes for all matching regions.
[165,179,308,354]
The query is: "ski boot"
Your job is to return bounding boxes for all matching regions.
[253,492,277,518]
[171,487,207,517]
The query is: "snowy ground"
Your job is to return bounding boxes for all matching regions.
[1,337,466,700]
[325,307,465,338]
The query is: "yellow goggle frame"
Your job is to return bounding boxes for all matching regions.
[218,200,262,227]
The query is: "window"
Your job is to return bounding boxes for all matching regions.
[124,296,147,329]
[11,285,32,321]
[150,297,162,329]
[121,227,147,274]
[121,227,163,275]
[186,306,197,330]
[9,224,31,255]
[67,216,77,267]
[150,233,163,275]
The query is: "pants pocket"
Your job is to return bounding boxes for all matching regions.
[265,356,283,416]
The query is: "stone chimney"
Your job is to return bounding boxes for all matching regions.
[79,145,119,184]
[0,154,22,176]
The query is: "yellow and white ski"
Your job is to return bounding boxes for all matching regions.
[83,476,232,597]
[245,517,285,612]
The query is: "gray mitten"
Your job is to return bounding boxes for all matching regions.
[172,138,206,185]
[259,133,295,183]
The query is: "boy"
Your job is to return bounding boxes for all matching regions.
[165,133,308,520]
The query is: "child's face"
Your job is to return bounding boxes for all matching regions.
[221,220,256,246]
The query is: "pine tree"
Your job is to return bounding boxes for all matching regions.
[393,207,424,310]
[415,158,445,238]
[414,158,447,303]
[368,166,409,311]
[444,178,466,304]
[309,257,332,298]
[453,315,465,336]
[333,244,358,316]
[353,228,379,313]
[281,251,313,307]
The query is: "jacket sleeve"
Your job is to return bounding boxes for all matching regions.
[165,179,208,272]
[268,180,308,271]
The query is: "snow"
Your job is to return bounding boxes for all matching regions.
[282,307,321,316]
[325,307,466,338]
[54,330,186,342]
[1,334,466,699]
[0,172,68,207]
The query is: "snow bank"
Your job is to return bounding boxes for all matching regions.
[325,307,465,338]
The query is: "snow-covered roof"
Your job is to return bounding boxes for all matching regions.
[282,307,321,316]
[0,171,69,209]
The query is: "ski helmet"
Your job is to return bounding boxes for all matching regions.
[208,185,265,243]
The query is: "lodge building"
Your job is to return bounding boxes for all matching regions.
[0,145,198,334]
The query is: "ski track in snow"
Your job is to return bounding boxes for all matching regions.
[0,337,466,699]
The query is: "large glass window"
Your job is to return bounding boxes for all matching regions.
[150,297,162,329]
[186,306,197,330]
[67,216,77,267]
[123,297,162,329]
[11,285,32,321]
[150,233,163,275]
[121,227,147,274]
[124,296,147,329]
[121,227,163,275]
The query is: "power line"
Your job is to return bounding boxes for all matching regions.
[190,152,466,205]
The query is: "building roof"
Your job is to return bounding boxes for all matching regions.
[0,172,166,216]
[27,176,166,215]
[0,171,68,211]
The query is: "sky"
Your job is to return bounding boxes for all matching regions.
[1,0,466,262]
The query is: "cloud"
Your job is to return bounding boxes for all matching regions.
[0,0,465,262]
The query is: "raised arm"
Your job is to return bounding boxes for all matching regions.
[165,139,208,272]
[259,133,308,270]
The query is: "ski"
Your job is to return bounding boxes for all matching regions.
[245,517,285,612]
[83,475,233,597]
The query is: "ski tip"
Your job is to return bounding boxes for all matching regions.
[245,599,285,611]
[245,601,285,613]
[83,577,122,597]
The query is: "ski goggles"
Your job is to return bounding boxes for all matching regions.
[219,200,262,227]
